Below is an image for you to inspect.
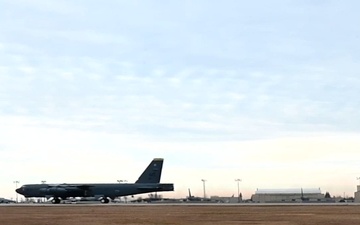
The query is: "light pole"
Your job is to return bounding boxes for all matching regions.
[235,179,242,203]
[117,180,128,203]
[41,181,46,202]
[201,179,207,199]
[13,181,20,203]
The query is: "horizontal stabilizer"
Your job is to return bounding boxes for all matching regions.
[137,183,174,191]
[137,186,160,190]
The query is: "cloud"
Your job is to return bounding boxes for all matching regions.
[1,51,359,140]
[2,114,359,198]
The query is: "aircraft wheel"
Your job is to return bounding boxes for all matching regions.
[52,198,61,204]
[101,198,110,204]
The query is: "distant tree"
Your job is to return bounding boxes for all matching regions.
[325,192,331,198]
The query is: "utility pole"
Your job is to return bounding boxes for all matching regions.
[13,181,20,203]
[41,181,46,202]
[201,179,207,199]
[117,180,128,203]
[235,179,242,203]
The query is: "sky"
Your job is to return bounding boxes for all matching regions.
[1,0,360,200]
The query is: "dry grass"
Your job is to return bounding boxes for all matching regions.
[1,205,360,225]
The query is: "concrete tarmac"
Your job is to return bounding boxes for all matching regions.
[2,202,360,207]
[1,203,360,225]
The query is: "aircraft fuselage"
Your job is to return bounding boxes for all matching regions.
[16,183,174,200]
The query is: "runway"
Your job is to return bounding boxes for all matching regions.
[2,202,360,207]
[1,203,360,225]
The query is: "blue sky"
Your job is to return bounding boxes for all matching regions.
[1,0,360,200]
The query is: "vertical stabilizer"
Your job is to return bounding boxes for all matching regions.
[135,158,164,183]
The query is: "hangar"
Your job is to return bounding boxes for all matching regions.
[251,188,325,203]
[354,185,360,203]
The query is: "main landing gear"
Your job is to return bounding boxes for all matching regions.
[51,197,61,204]
[100,197,110,204]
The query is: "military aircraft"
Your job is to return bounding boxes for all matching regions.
[186,188,203,201]
[0,197,16,203]
[182,188,213,202]
[15,158,174,204]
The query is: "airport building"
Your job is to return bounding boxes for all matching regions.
[354,185,360,203]
[251,188,326,203]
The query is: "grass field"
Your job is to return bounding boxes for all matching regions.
[1,204,360,225]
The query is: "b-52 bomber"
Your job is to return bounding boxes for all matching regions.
[16,158,174,204]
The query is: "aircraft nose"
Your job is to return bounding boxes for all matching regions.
[16,187,22,194]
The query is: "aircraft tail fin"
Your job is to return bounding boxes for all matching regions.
[135,158,164,183]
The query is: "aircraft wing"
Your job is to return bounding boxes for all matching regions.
[48,184,93,189]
